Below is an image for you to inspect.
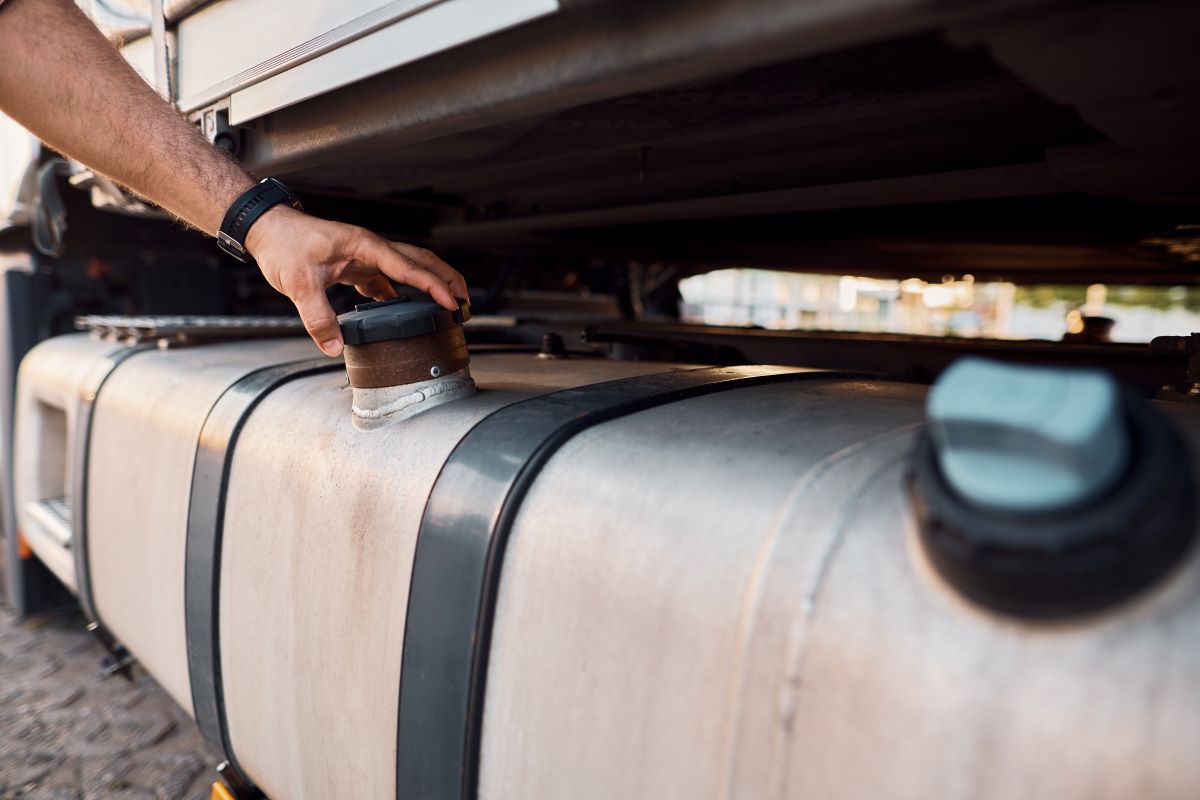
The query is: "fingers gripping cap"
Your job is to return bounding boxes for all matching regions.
[337,293,471,346]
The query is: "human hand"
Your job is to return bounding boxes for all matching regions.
[245,205,469,356]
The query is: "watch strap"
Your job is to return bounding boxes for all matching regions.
[217,178,302,262]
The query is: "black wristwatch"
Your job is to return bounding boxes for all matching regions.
[216,177,303,262]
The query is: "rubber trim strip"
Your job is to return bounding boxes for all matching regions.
[73,344,154,627]
[395,365,836,800]
[185,357,343,785]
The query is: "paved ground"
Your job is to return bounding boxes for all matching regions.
[1,569,218,799]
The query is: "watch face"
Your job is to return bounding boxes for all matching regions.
[266,177,303,212]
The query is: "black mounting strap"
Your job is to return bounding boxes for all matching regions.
[185,357,343,789]
[395,365,834,800]
[72,344,153,681]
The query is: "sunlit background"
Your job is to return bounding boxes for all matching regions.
[678,269,1200,342]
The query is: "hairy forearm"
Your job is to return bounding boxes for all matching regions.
[0,0,468,356]
[0,0,252,233]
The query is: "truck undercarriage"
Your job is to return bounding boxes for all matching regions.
[2,1,1200,798]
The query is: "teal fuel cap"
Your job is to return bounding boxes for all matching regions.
[909,357,1196,617]
[927,358,1129,513]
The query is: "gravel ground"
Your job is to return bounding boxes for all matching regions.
[1,560,219,800]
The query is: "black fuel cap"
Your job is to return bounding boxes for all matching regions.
[909,358,1196,618]
[336,292,472,390]
[337,293,470,346]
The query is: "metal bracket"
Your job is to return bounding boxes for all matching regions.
[187,99,245,157]
[200,106,244,156]
[86,621,136,682]
[149,0,172,100]
[1153,332,1200,401]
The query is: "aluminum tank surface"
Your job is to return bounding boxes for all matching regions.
[15,334,326,708]
[12,335,1200,800]
[482,380,1200,800]
[213,354,691,799]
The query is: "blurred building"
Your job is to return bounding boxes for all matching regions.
[679,269,1200,342]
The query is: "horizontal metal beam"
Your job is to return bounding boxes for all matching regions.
[432,163,1065,238]
[581,321,1192,397]
[240,0,1023,175]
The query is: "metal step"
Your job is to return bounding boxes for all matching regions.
[26,496,72,549]
[76,315,304,348]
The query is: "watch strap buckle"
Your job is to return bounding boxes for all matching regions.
[216,230,249,262]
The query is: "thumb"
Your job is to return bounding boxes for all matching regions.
[292,288,343,356]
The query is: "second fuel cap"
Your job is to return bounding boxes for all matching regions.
[926,358,1130,513]
[910,357,1196,618]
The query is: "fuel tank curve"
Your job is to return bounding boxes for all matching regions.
[12,332,1200,800]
